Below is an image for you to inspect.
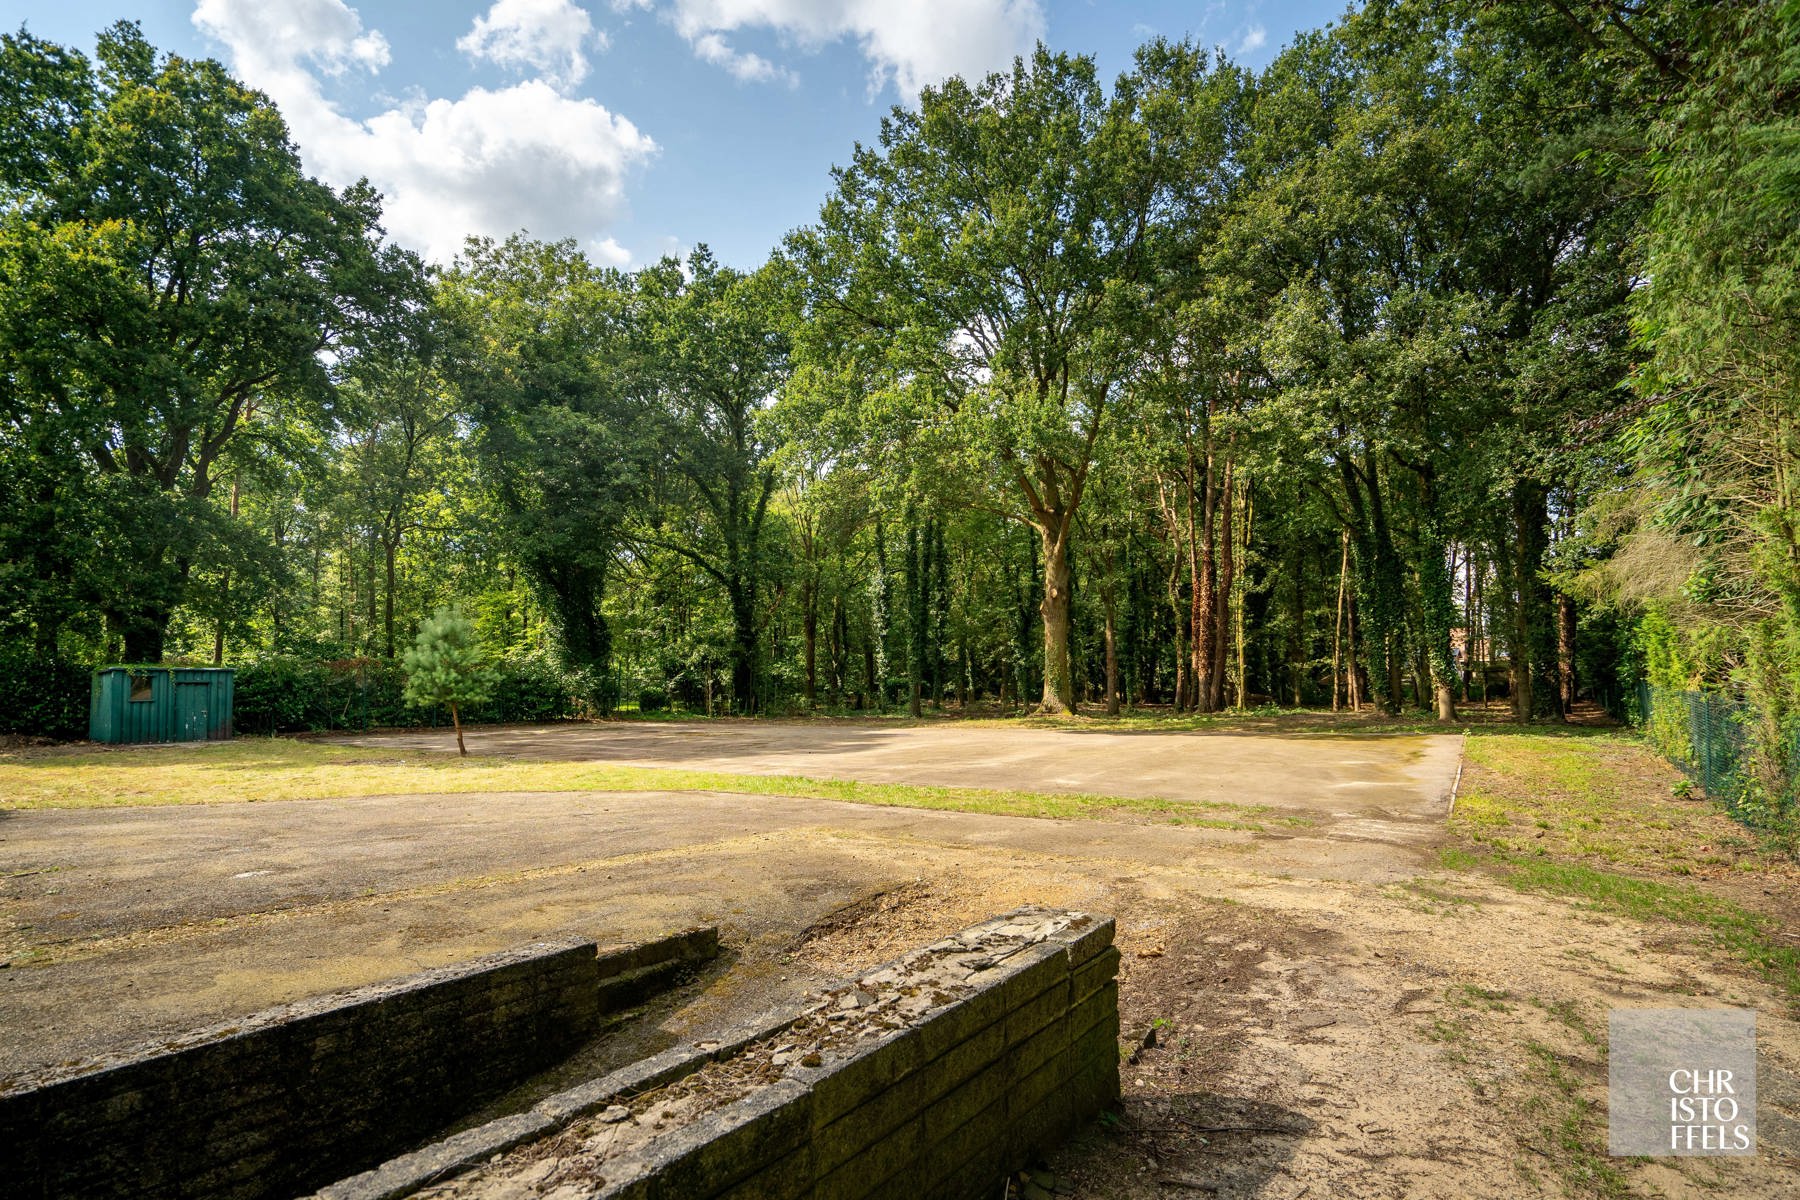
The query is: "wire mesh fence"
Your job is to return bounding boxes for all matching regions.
[1636,682,1793,830]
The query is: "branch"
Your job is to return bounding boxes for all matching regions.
[625,531,729,586]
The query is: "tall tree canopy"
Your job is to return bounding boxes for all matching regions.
[0,21,416,661]
[790,47,1199,712]
[6,2,1798,823]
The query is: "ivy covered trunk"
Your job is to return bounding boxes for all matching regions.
[1040,524,1075,714]
[729,579,758,715]
[1417,472,1459,724]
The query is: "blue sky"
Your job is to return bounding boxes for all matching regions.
[7,1,1349,269]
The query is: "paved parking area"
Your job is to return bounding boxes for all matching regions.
[333,719,1462,819]
[0,721,1461,1082]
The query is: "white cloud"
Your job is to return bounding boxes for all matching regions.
[657,0,1045,98]
[591,236,633,267]
[458,0,602,91]
[692,32,798,86]
[192,0,657,264]
[1236,24,1267,55]
[192,0,388,75]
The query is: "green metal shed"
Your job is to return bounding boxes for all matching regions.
[89,667,235,744]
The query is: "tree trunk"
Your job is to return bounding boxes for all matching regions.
[1557,591,1577,717]
[1191,446,1219,713]
[1235,481,1252,710]
[831,592,847,704]
[213,567,228,665]
[1210,462,1235,712]
[1509,586,1532,722]
[929,521,950,708]
[366,542,378,656]
[1289,545,1305,707]
[1508,483,1556,722]
[906,512,924,718]
[1414,471,1460,724]
[1339,455,1404,715]
[862,639,875,710]
[802,577,818,709]
[1103,596,1121,716]
[1463,549,1476,702]
[451,701,466,757]
[384,539,398,658]
[1167,555,1188,710]
[729,583,757,715]
[1332,532,1349,712]
[1039,524,1075,713]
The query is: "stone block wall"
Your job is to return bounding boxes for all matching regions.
[321,908,1120,1200]
[3,929,718,1200]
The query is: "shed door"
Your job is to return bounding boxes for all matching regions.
[176,682,211,741]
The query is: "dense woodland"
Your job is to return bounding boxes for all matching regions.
[1,4,1795,778]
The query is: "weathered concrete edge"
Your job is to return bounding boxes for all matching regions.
[598,908,1118,1200]
[3,926,720,1100]
[311,1001,808,1200]
[319,908,1116,1200]
[596,926,721,981]
[0,938,598,1098]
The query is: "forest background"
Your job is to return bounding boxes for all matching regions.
[2,0,1796,822]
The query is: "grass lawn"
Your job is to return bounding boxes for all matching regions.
[0,736,1295,829]
[1447,726,1800,1004]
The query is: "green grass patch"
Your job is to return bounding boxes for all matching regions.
[1461,849,1800,1005]
[1456,728,1794,870]
[1510,858,1800,1003]
[1446,984,1513,1012]
[1519,1041,1632,1200]
[1437,846,1485,871]
[1445,728,1799,1006]
[1401,880,1482,907]
[0,737,1268,829]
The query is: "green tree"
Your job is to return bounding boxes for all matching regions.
[792,47,1214,712]
[339,307,458,658]
[631,250,789,715]
[441,236,646,700]
[0,23,417,661]
[402,606,492,756]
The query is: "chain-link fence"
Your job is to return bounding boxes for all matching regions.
[1636,682,1793,830]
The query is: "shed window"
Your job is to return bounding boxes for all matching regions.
[129,673,154,702]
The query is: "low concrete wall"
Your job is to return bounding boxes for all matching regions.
[2,929,719,1200]
[322,908,1120,1200]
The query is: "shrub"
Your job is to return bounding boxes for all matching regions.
[0,650,90,740]
[234,653,581,735]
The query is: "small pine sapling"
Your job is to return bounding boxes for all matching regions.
[402,606,494,756]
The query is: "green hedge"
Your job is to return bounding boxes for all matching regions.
[233,655,586,735]
[0,652,90,740]
[0,652,588,742]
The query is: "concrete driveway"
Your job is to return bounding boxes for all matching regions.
[330,720,1462,820]
[0,721,1462,1083]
